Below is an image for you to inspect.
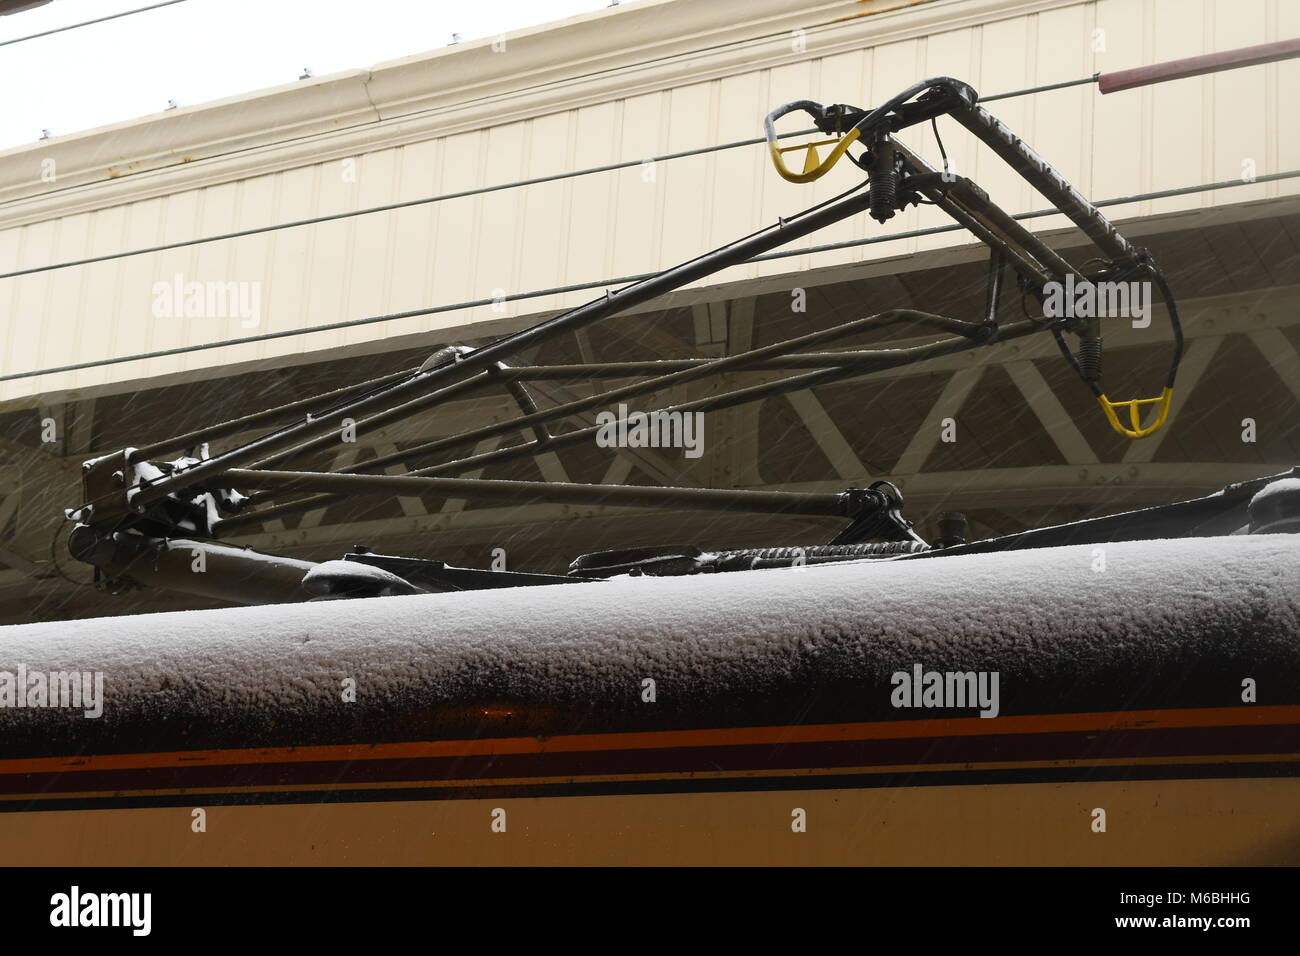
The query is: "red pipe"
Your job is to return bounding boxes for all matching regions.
[1099,37,1300,93]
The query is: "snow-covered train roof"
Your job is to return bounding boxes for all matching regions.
[1,535,1298,757]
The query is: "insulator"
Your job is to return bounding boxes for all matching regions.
[870,166,897,223]
[869,143,898,223]
[1079,336,1103,383]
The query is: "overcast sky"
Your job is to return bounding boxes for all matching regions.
[0,0,632,151]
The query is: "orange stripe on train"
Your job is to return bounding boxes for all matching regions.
[2,704,1296,777]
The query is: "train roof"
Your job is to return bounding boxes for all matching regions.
[2,534,1298,757]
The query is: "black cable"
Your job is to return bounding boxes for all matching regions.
[1050,255,1183,401]
[1020,289,1055,326]
[1148,260,1184,388]
[0,0,191,49]
[977,73,1099,103]
[928,115,954,205]
[931,116,950,179]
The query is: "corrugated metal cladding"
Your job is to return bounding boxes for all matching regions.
[0,0,1296,404]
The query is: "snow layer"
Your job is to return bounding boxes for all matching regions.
[1252,477,1300,504]
[1251,477,1300,523]
[1,535,1298,755]
[301,559,416,595]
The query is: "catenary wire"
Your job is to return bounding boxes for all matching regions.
[2,167,1294,384]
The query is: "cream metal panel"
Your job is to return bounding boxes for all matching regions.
[516,112,576,305]
[1,0,1297,406]
[910,25,984,254]
[1209,0,1273,206]
[1147,0,1211,218]
[260,166,319,360]
[559,101,621,311]
[387,140,445,341]
[65,207,129,392]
